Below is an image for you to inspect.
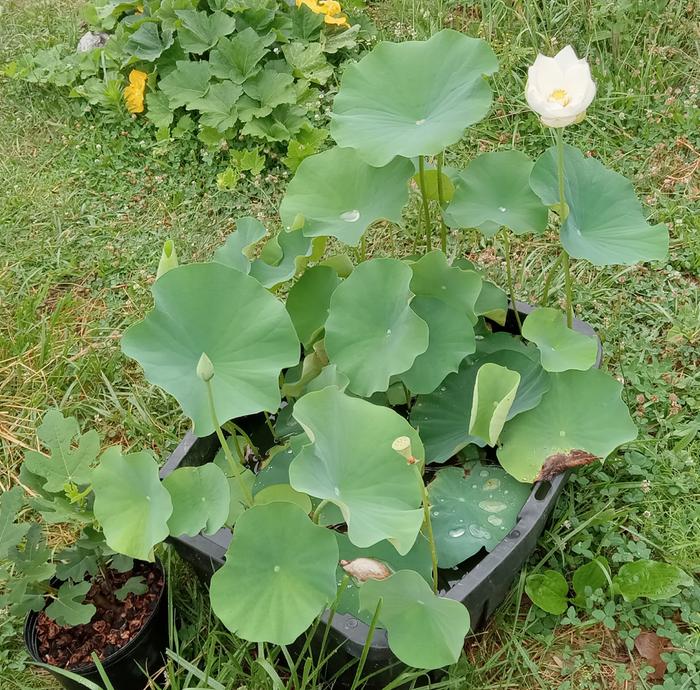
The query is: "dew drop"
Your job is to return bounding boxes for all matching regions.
[415,119,426,125]
[478,499,508,513]
[469,524,492,539]
[498,206,507,212]
[559,430,566,437]
[201,496,206,502]
[386,329,392,336]
[483,478,501,491]
[487,515,504,527]
[274,565,281,573]
[440,386,447,392]
[340,209,360,222]
[458,497,465,503]
[345,619,359,629]
[479,470,489,478]
[448,527,466,538]
[471,484,477,489]
[432,511,439,517]
[440,285,447,290]
[333,486,340,496]
[145,496,151,502]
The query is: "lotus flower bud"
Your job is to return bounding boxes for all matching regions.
[156,238,178,279]
[196,352,215,382]
[340,558,392,582]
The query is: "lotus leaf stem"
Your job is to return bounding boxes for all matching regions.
[263,411,277,442]
[540,252,564,305]
[311,499,330,524]
[349,597,383,690]
[417,470,439,593]
[417,155,432,252]
[502,231,523,333]
[555,128,575,328]
[436,152,449,253]
[318,574,351,664]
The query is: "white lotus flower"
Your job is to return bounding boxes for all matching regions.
[525,46,596,128]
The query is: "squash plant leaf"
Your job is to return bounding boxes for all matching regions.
[45,581,96,627]
[210,503,338,645]
[525,570,569,615]
[280,147,413,247]
[325,258,429,397]
[242,69,296,110]
[444,150,548,236]
[428,464,530,568]
[125,23,174,62]
[613,561,693,602]
[286,266,340,349]
[469,363,520,445]
[522,307,598,372]
[175,10,236,54]
[23,409,100,493]
[359,570,470,669]
[0,486,30,559]
[163,464,230,537]
[498,369,638,482]
[331,29,497,166]
[209,28,275,82]
[121,262,300,437]
[158,60,211,109]
[92,447,172,562]
[289,387,424,554]
[282,43,333,84]
[189,80,244,132]
[213,216,267,274]
[530,144,669,266]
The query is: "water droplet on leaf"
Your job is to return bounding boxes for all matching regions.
[340,209,360,222]
[448,527,466,538]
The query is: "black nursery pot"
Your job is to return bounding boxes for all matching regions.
[160,303,602,689]
[24,562,169,690]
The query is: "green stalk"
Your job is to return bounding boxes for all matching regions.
[417,155,432,252]
[540,252,564,306]
[311,499,330,524]
[263,411,277,442]
[349,598,383,690]
[554,128,574,328]
[502,231,523,333]
[436,152,449,253]
[318,575,351,666]
[205,380,253,507]
[418,471,439,593]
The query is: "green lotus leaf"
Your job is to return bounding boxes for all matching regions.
[125,23,174,62]
[121,263,300,437]
[210,502,338,644]
[399,296,476,395]
[209,28,275,82]
[0,486,30,559]
[444,150,548,236]
[469,363,520,445]
[411,168,456,203]
[325,259,429,396]
[522,307,598,372]
[280,147,413,247]
[529,144,669,266]
[45,581,96,627]
[498,369,638,482]
[289,387,424,554]
[249,228,317,289]
[92,447,172,561]
[613,560,693,602]
[163,464,230,537]
[525,570,569,615]
[22,409,99,493]
[359,570,470,669]
[158,60,211,109]
[281,351,324,398]
[175,10,236,54]
[334,533,433,624]
[213,216,267,274]
[188,80,243,132]
[331,29,497,166]
[286,266,340,348]
[254,484,312,514]
[428,463,531,568]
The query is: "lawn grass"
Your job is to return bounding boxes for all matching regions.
[1,0,698,688]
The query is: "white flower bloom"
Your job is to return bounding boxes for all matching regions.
[525,45,596,128]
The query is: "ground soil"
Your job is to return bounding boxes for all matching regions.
[36,561,163,669]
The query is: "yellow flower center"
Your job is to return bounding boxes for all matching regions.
[548,89,571,107]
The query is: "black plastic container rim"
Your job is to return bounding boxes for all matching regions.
[24,559,168,676]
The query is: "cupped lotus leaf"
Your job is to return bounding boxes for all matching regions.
[522,307,598,372]
[409,251,482,324]
[529,145,669,266]
[498,369,638,482]
[289,387,424,554]
[175,10,236,54]
[444,150,548,236]
[410,360,485,464]
[249,228,318,289]
[213,216,267,274]
[428,463,530,568]
[469,363,520,445]
[281,351,324,398]
[158,60,211,109]
[210,502,338,645]
[121,263,300,437]
[325,259,429,396]
[359,570,470,669]
[475,280,508,325]
[162,464,230,537]
[92,447,172,561]
[613,560,693,602]
[305,364,350,394]
[399,297,476,395]
[280,147,413,247]
[335,533,433,624]
[286,266,340,348]
[209,28,275,82]
[331,30,497,166]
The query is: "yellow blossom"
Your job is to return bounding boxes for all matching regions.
[124,69,148,114]
[296,0,350,28]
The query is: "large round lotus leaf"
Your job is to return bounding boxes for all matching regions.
[409,250,482,324]
[286,266,340,349]
[410,359,485,463]
[522,307,598,372]
[121,263,300,437]
[359,570,470,669]
[289,387,424,554]
[325,259,429,397]
[428,463,531,568]
[162,464,230,537]
[468,363,520,446]
[529,144,669,266]
[498,369,638,482]
[279,147,413,247]
[92,447,172,562]
[330,30,498,166]
[210,502,338,645]
[444,150,548,236]
[399,296,476,395]
[334,533,433,625]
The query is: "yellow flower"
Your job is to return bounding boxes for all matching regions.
[124,69,148,114]
[323,13,349,27]
[296,0,350,28]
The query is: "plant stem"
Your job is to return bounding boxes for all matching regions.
[417,470,439,593]
[349,598,383,690]
[205,380,253,507]
[311,499,330,524]
[436,152,449,253]
[225,420,260,458]
[417,155,432,252]
[554,128,574,328]
[540,252,563,306]
[318,575,350,665]
[502,231,523,333]
[263,411,277,442]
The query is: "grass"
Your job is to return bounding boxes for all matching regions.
[1,0,699,687]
